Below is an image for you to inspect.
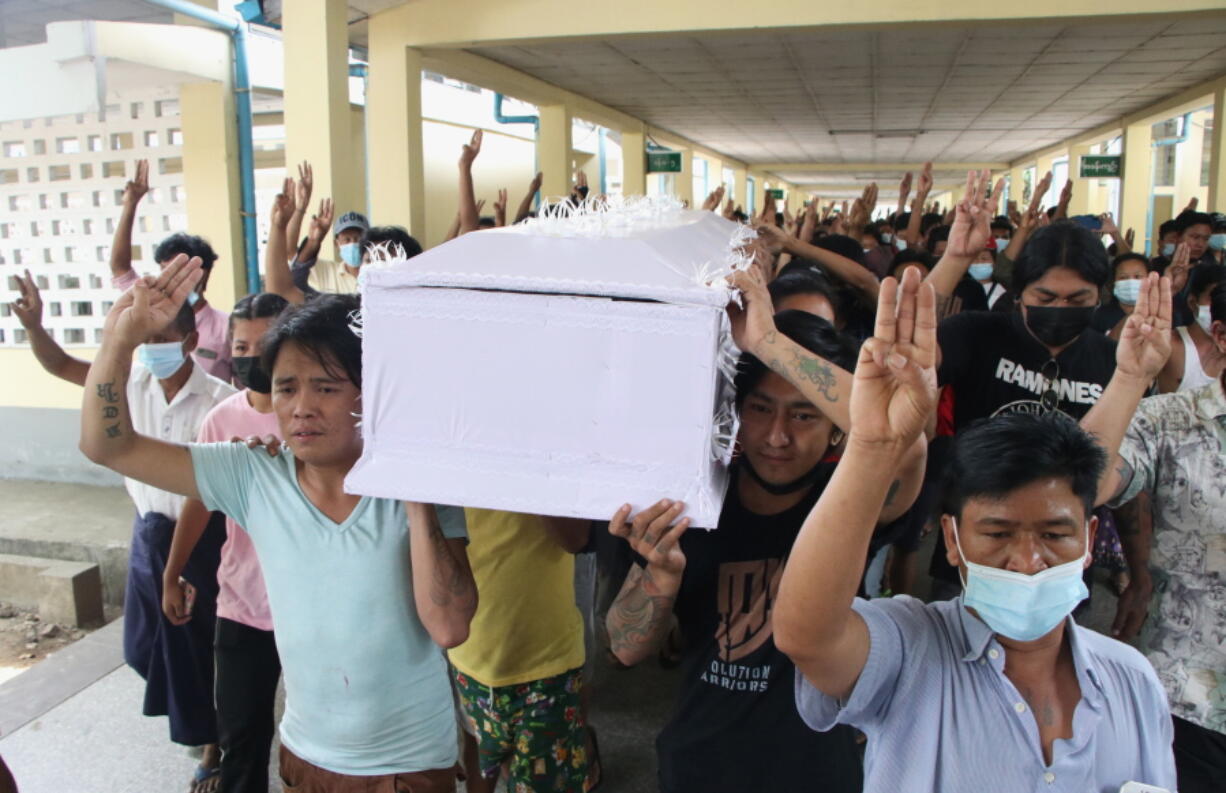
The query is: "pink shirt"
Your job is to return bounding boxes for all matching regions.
[114,270,233,383]
[196,389,280,631]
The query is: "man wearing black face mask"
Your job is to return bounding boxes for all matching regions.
[923,171,1117,597]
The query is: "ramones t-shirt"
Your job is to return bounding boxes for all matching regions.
[654,465,863,793]
[937,309,1117,425]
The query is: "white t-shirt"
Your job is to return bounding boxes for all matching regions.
[189,441,467,775]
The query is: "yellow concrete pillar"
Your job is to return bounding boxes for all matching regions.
[1210,85,1226,210]
[621,130,646,196]
[1120,121,1154,254]
[677,149,693,207]
[732,167,748,209]
[180,81,244,309]
[366,35,425,239]
[538,104,573,201]
[1175,109,1210,210]
[1009,164,1027,208]
[283,0,359,220]
[1066,142,1095,217]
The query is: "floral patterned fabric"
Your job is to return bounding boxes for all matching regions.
[1114,379,1226,733]
[452,667,589,792]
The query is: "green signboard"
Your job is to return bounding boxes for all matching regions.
[1079,155,1122,179]
[646,150,682,173]
[766,188,785,200]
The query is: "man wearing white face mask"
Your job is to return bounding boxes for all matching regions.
[773,268,1178,793]
[289,208,369,296]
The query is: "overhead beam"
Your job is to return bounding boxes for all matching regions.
[757,162,1009,173]
[370,1,1224,49]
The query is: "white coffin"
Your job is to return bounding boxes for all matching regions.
[346,202,747,527]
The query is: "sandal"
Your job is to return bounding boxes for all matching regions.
[585,726,603,792]
[189,764,221,793]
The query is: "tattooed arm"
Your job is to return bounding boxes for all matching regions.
[755,330,853,433]
[79,255,201,500]
[406,502,477,649]
[605,500,690,666]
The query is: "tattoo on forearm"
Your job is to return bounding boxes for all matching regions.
[96,382,119,403]
[608,566,675,659]
[788,349,838,402]
[425,516,472,608]
[105,423,121,438]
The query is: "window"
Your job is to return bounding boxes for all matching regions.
[38,194,49,210]
[1202,117,1214,187]
[51,220,61,235]
[34,275,48,289]
[80,163,93,179]
[113,189,124,206]
[156,99,179,118]
[147,187,159,205]
[49,302,62,317]
[82,219,93,235]
[131,245,143,261]
[43,249,52,264]
[130,102,142,119]
[144,131,159,147]
[14,329,28,344]
[0,224,8,240]
[89,274,103,289]
[106,218,115,233]
[171,185,184,203]
[64,246,78,262]
[7,195,28,211]
[94,328,104,344]
[94,245,106,260]
[32,140,45,155]
[0,168,17,184]
[29,221,39,237]
[70,301,92,317]
[109,132,134,151]
[0,304,10,317]
[26,167,39,182]
[12,250,23,265]
[88,135,102,152]
[61,191,85,209]
[101,301,113,313]
[138,216,148,233]
[63,329,85,344]
[58,274,81,289]
[102,161,125,178]
[92,191,103,208]
[162,215,172,232]
[49,164,70,181]
[56,137,80,154]
[3,141,25,157]
[158,157,182,175]
[168,128,183,145]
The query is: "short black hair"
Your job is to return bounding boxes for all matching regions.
[769,267,841,320]
[892,248,934,271]
[477,216,497,229]
[230,292,289,332]
[361,226,423,260]
[1111,252,1150,276]
[733,310,856,408]
[1176,211,1213,232]
[1012,220,1110,293]
[926,224,951,254]
[155,233,218,270]
[892,211,910,232]
[1187,263,1226,301]
[813,233,866,266]
[1158,220,1180,239]
[1210,282,1226,325]
[920,212,943,235]
[990,215,1013,232]
[262,293,362,390]
[941,413,1106,520]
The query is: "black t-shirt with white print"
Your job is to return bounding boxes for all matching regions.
[937,309,1117,425]
[654,464,863,793]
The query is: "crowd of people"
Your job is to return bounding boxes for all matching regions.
[3,135,1226,793]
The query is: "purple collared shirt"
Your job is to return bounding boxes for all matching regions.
[795,596,1176,793]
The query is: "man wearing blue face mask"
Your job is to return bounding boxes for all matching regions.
[10,275,235,788]
[774,269,1177,793]
[289,206,369,296]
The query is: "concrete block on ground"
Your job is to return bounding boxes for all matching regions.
[0,553,105,628]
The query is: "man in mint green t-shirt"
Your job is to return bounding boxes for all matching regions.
[78,259,477,789]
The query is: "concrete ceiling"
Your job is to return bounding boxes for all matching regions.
[0,0,172,46]
[467,16,1226,169]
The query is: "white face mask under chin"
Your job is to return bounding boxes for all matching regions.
[951,517,1090,642]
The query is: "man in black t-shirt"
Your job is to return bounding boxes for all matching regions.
[924,171,1119,592]
[603,281,927,793]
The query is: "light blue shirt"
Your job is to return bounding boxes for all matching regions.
[795,596,1176,793]
[190,442,467,776]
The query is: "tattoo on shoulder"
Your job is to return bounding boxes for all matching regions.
[788,349,838,402]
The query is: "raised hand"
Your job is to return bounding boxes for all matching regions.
[459,129,483,167]
[122,159,149,208]
[759,191,778,226]
[295,161,313,207]
[1166,241,1191,293]
[916,162,934,198]
[1116,272,1172,382]
[722,197,736,220]
[1098,212,1120,236]
[608,500,690,592]
[897,172,913,212]
[702,185,725,212]
[945,170,1002,258]
[1125,227,1136,249]
[851,267,938,449]
[307,197,334,243]
[104,254,203,349]
[529,171,543,193]
[11,269,43,330]
[1027,171,1052,215]
[1184,196,1199,213]
[493,188,508,226]
[270,178,295,230]
[754,223,790,256]
[726,264,777,354]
